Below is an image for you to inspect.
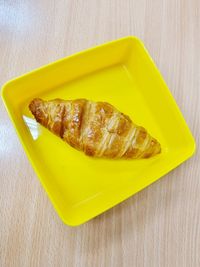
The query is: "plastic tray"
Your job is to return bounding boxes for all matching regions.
[1,36,195,226]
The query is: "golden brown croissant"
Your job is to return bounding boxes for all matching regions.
[29,98,161,159]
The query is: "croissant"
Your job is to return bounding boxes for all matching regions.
[29,98,161,159]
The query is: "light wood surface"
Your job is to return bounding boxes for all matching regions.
[0,1,200,266]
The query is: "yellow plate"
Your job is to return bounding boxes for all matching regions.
[1,36,195,226]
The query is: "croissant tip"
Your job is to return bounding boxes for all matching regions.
[154,141,161,156]
[29,98,43,115]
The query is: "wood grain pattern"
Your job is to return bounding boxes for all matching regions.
[0,0,199,266]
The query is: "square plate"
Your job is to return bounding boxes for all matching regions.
[1,36,195,226]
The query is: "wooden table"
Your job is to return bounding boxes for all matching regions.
[0,1,199,266]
